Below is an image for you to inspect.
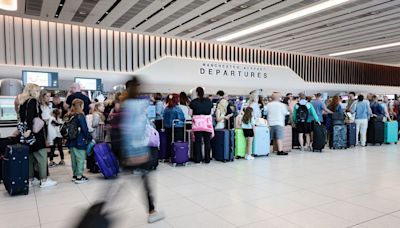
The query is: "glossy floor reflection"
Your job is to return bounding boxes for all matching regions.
[1,145,400,228]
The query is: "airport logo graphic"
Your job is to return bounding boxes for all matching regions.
[199,63,268,79]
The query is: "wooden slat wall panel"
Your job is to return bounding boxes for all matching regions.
[0,15,399,86]
[48,22,57,67]
[23,18,33,66]
[14,17,24,65]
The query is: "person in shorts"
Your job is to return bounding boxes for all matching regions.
[293,93,320,151]
[264,92,289,155]
[241,107,255,160]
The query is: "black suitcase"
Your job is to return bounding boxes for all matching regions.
[211,129,234,162]
[87,154,100,173]
[292,127,301,149]
[329,125,347,149]
[3,144,29,196]
[312,124,326,152]
[367,119,384,145]
[347,123,356,148]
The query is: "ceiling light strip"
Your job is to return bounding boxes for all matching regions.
[329,42,400,56]
[55,0,66,18]
[216,0,351,42]
[96,0,122,24]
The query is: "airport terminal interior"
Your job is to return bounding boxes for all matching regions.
[0,0,400,227]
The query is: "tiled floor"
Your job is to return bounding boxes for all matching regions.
[1,145,400,228]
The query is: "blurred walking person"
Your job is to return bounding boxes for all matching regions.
[121,77,165,223]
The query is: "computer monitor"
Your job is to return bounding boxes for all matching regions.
[22,70,58,88]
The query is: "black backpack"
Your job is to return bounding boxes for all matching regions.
[296,104,309,123]
[61,114,80,140]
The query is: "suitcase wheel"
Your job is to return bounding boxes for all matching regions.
[184,163,188,167]
[172,163,177,167]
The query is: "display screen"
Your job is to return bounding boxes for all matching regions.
[341,95,349,101]
[22,71,58,88]
[74,78,102,91]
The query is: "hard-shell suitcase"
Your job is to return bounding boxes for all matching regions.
[312,124,326,152]
[3,144,29,196]
[93,143,119,179]
[330,125,347,149]
[346,123,356,148]
[384,121,398,144]
[234,129,246,158]
[212,129,234,162]
[273,125,292,152]
[367,119,384,145]
[252,126,270,156]
[158,129,168,160]
[171,120,189,166]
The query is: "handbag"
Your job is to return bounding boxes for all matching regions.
[31,99,44,133]
[146,125,160,147]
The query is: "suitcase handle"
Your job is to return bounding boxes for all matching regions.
[172,119,186,143]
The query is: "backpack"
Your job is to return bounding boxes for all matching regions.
[296,104,309,123]
[61,114,80,140]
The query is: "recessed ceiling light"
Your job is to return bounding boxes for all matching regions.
[105,11,109,15]
[217,0,351,42]
[59,3,63,6]
[55,14,59,17]
[0,0,17,11]
[78,11,88,15]
[240,4,248,9]
[329,42,400,56]
[210,18,218,22]
[187,29,193,32]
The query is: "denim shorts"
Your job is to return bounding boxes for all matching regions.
[270,125,284,140]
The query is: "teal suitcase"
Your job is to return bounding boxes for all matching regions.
[384,121,398,144]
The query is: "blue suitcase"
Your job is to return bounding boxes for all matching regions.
[346,123,356,148]
[171,120,189,166]
[384,121,398,144]
[158,129,169,160]
[211,129,234,162]
[252,126,270,156]
[93,143,119,179]
[3,144,29,196]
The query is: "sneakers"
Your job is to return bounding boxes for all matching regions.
[30,177,41,187]
[58,160,65,166]
[71,176,77,181]
[148,211,165,223]
[74,176,89,184]
[277,151,289,156]
[49,161,57,167]
[40,178,58,188]
[245,155,255,160]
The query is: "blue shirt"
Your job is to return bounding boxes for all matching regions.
[163,106,185,128]
[154,101,164,120]
[122,98,150,158]
[351,101,371,119]
[310,99,325,122]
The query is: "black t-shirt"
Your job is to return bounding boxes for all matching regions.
[189,98,213,115]
[66,92,91,115]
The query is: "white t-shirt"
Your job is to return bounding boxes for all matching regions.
[178,104,191,120]
[265,101,289,127]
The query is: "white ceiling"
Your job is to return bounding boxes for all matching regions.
[4,0,400,65]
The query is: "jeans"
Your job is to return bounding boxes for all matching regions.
[29,149,47,180]
[49,137,64,161]
[70,147,86,177]
[355,119,368,146]
[194,131,211,163]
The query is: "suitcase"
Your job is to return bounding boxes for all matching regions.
[332,112,345,125]
[312,124,326,152]
[158,129,168,160]
[171,120,189,166]
[93,143,119,179]
[3,144,29,196]
[367,120,384,145]
[346,123,356,148]
[87,154,100,173]
[211,129,234,162]
[234,129,246,158]
[329,125,347,149]
[252,126,270,156]
[384,121,398,144]
[273,125,292,152]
